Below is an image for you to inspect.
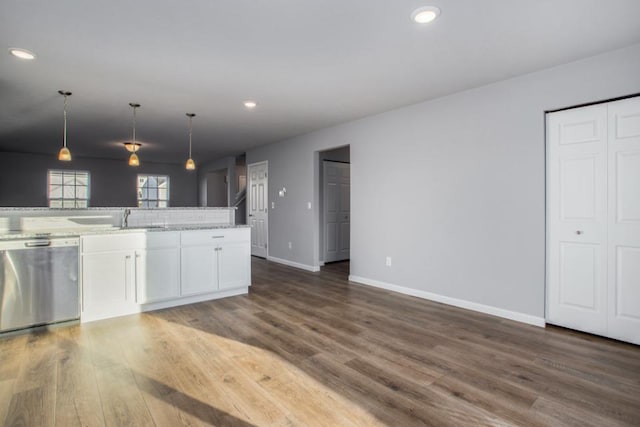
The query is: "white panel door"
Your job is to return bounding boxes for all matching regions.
[248,161,268,258]
[607,97,640,345]
[547,104,608,335]
[323,161,350,262]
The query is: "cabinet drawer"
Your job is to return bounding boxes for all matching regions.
[180,228,249,246]
[82,233,146,253]
[146,231,180,248]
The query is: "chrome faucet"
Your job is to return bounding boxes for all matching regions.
[122,208,131,228]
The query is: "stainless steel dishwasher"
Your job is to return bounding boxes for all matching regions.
[0,237,80,333]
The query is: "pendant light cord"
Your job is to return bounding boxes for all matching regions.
[188,115,193,158]
[132,105,137,144]
[63,94,68,149]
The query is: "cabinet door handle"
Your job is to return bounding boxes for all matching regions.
[124,256,130,299]
[211,236,223,239]
[133,253,138,303]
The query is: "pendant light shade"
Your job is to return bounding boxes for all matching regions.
[185,158,195,170]
[127,103,141,166]
[129,152,140,166]
[58,146,72,161]
[58,90,72,161]
[185,113,196,170]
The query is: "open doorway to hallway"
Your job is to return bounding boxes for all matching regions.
[206,169,228,207]
[318,145,350,270]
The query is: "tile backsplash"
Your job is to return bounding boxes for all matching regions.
[126,208,234,227]
[0,207,235,232]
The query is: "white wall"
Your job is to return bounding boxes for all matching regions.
[246,43,640,320]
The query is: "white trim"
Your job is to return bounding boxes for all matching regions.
[267,255,320,272]
[81,287,249,323]
[140,287,249,312]
[348,275,546,328]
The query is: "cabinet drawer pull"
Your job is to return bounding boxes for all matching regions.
[211,236,224,239]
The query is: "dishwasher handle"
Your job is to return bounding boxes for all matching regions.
[24,240,52,248]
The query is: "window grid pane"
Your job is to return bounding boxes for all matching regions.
[137,174,170,208]
[48,170,90,208]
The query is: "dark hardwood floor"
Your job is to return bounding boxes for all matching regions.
[1,257,639,426]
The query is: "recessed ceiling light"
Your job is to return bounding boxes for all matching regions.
[244,100,257,109]
[411,6,441,24]
[9,48,36,60]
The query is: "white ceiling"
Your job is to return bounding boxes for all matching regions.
[1,0,640,164]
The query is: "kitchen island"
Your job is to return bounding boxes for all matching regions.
[81,226,251,322]
[0,207,251,327]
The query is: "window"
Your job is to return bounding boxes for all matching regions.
[48,170,90,208]
[137,174,169,207]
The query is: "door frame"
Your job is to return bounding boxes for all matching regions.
[247,160,269,258]
[315,145,351,269]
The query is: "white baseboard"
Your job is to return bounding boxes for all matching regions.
[267,255,320,272]
[141,287,249,312]
[348,275,545,328]
[81,287,250,323]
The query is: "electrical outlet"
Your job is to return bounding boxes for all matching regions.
[288,242,292,250]
[307,202,312,210]
[385,256,392,267]
[271,202,275,209]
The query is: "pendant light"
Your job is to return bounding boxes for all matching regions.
[128,103,141,166]
[185,113,196,170]
[58,90,72,161]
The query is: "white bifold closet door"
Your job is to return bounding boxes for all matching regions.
[547,96,640,345]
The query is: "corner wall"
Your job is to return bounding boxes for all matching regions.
[246,43,640,320]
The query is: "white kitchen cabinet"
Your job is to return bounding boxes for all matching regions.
[180,245,219,296]
[180,228,250,295]
[136,247,181,303]
[136,232,181,304]
[218,241,251,290]
[81,227,250,323]
[81,247,140,323]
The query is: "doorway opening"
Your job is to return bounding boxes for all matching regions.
[206,169,228,207]
[318,146,350,271]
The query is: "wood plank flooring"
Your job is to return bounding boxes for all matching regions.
[1,257,640,426]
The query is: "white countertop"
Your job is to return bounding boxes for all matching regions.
[0,224,250,241]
